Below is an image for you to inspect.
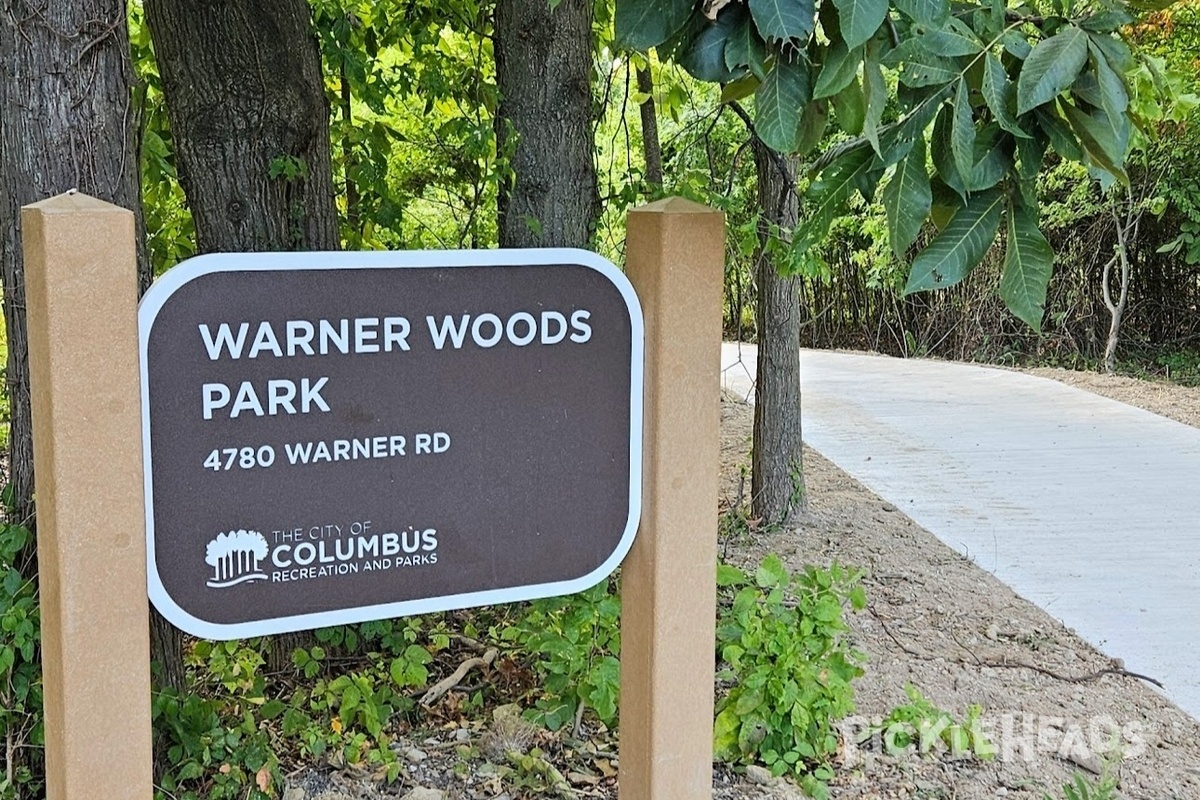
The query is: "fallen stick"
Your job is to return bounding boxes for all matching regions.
[421,648,498,707]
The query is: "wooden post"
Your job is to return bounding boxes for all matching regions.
[22,192,152,799]
[620,197,724,799]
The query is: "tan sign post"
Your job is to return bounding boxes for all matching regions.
[620,197,725,799]
[23,192,154,799]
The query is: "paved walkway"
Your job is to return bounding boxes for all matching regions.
[721,343,1200,720]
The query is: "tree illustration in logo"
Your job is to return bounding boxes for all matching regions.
[205,529,269,588]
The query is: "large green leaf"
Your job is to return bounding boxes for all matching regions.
[981,54,1028,138]
[1062,100,1129,182]
[755,56,811,151]
[905,188,1004,292]
[796,148,876,250]
[796,99,830,155]
[951,78,976,185]
[681,7,744,81]
[919,23,983,58]
[832,76,866,134]
[725,12,770,78]
[812,41,862,100]
[893,0,950,25]
[930,103,966,196]
[615,0,696,50]
[1016,26,1088,114]
[1088,42,1129,120]
[1000,204,1054,330]
[967,124,1012,192]
[749,0,816,42]
[863,55,887,154]
[895,49,960,88]
[833,0,887,49]
[883,138,932,257]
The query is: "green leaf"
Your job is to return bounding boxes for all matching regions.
[981,54,1028,138]
[1016,27,1088,114]
[863,55,886,153]
[796,147,875,248]
[1000,204,1054,330]
[832,76,866,134]
[967,125,1011,192]
[895,50,959,89]
[749,0,816,42]
[1088,42,1129,120]
[615,0,696,50]
[717,563,746,586]
[931,103,966,196]
[893,0,949,25]
[726,12,770,78]
[919,26,983,58]
[951,78,976,185]
[721,73,761,104]
[1061,100,1129,182]
[832,0,887,49]
[1033,106,1084,162]
[755,55,811,151]
[1079,9,1134,33]
[797,99,829,155]
[883,139,932,257]
[755,554,789,588]
[812,41,862,100]
[905,188,1004,292]
[681,9,743,81]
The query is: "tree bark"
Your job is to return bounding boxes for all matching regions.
[636,65,663,190]
[750,139,805,525]
[144,0,338,676]
[494,0,599,248]
[0,0,149,537]
[143,0,339,253]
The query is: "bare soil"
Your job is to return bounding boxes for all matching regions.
[289,367,1200,800]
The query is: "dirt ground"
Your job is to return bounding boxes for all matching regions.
[289,366,1200,800]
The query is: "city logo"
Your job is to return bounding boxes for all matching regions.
[205,529,269,588]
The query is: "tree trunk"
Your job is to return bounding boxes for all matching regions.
[494,0,599,248]
[144,0,338,675]
[143,0,339,254]
[636,65,663,190]
[0,0,149,537]
[750,139,805,525]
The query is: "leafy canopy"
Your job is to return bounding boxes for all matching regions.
[616,0,1178,330]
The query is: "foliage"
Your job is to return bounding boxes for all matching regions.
[617,0,1181,332]
[0,518,42,800]
[1043,770,1120,800]
[713,556,866,797]
[876,684,994,757]
[501,580,622,731]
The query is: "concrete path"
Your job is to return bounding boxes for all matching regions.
[720,343,1200,720]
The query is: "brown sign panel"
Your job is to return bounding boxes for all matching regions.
[140,251,643,639]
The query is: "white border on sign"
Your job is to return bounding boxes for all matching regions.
[139,249,645,641]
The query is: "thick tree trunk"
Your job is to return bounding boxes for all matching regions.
[494,0,599,248]
[750,139,805,525]
[0,0,149,537]
[144,0,338,253]
[144,0,338,675]
[636,66,663,190]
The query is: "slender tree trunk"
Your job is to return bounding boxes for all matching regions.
[145,0,338,674]
[144,0,338,254]
[494,0,599,248]
[750,139,805,525]
[0,0,149,538]
[636,65,663,190]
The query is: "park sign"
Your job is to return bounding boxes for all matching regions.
[139,249,644,640]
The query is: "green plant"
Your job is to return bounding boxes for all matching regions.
[0,518,42,800]
[501,580,622,731]
[1044,770,1120,800]
[713,556,866,798]
[876,684,994,758]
